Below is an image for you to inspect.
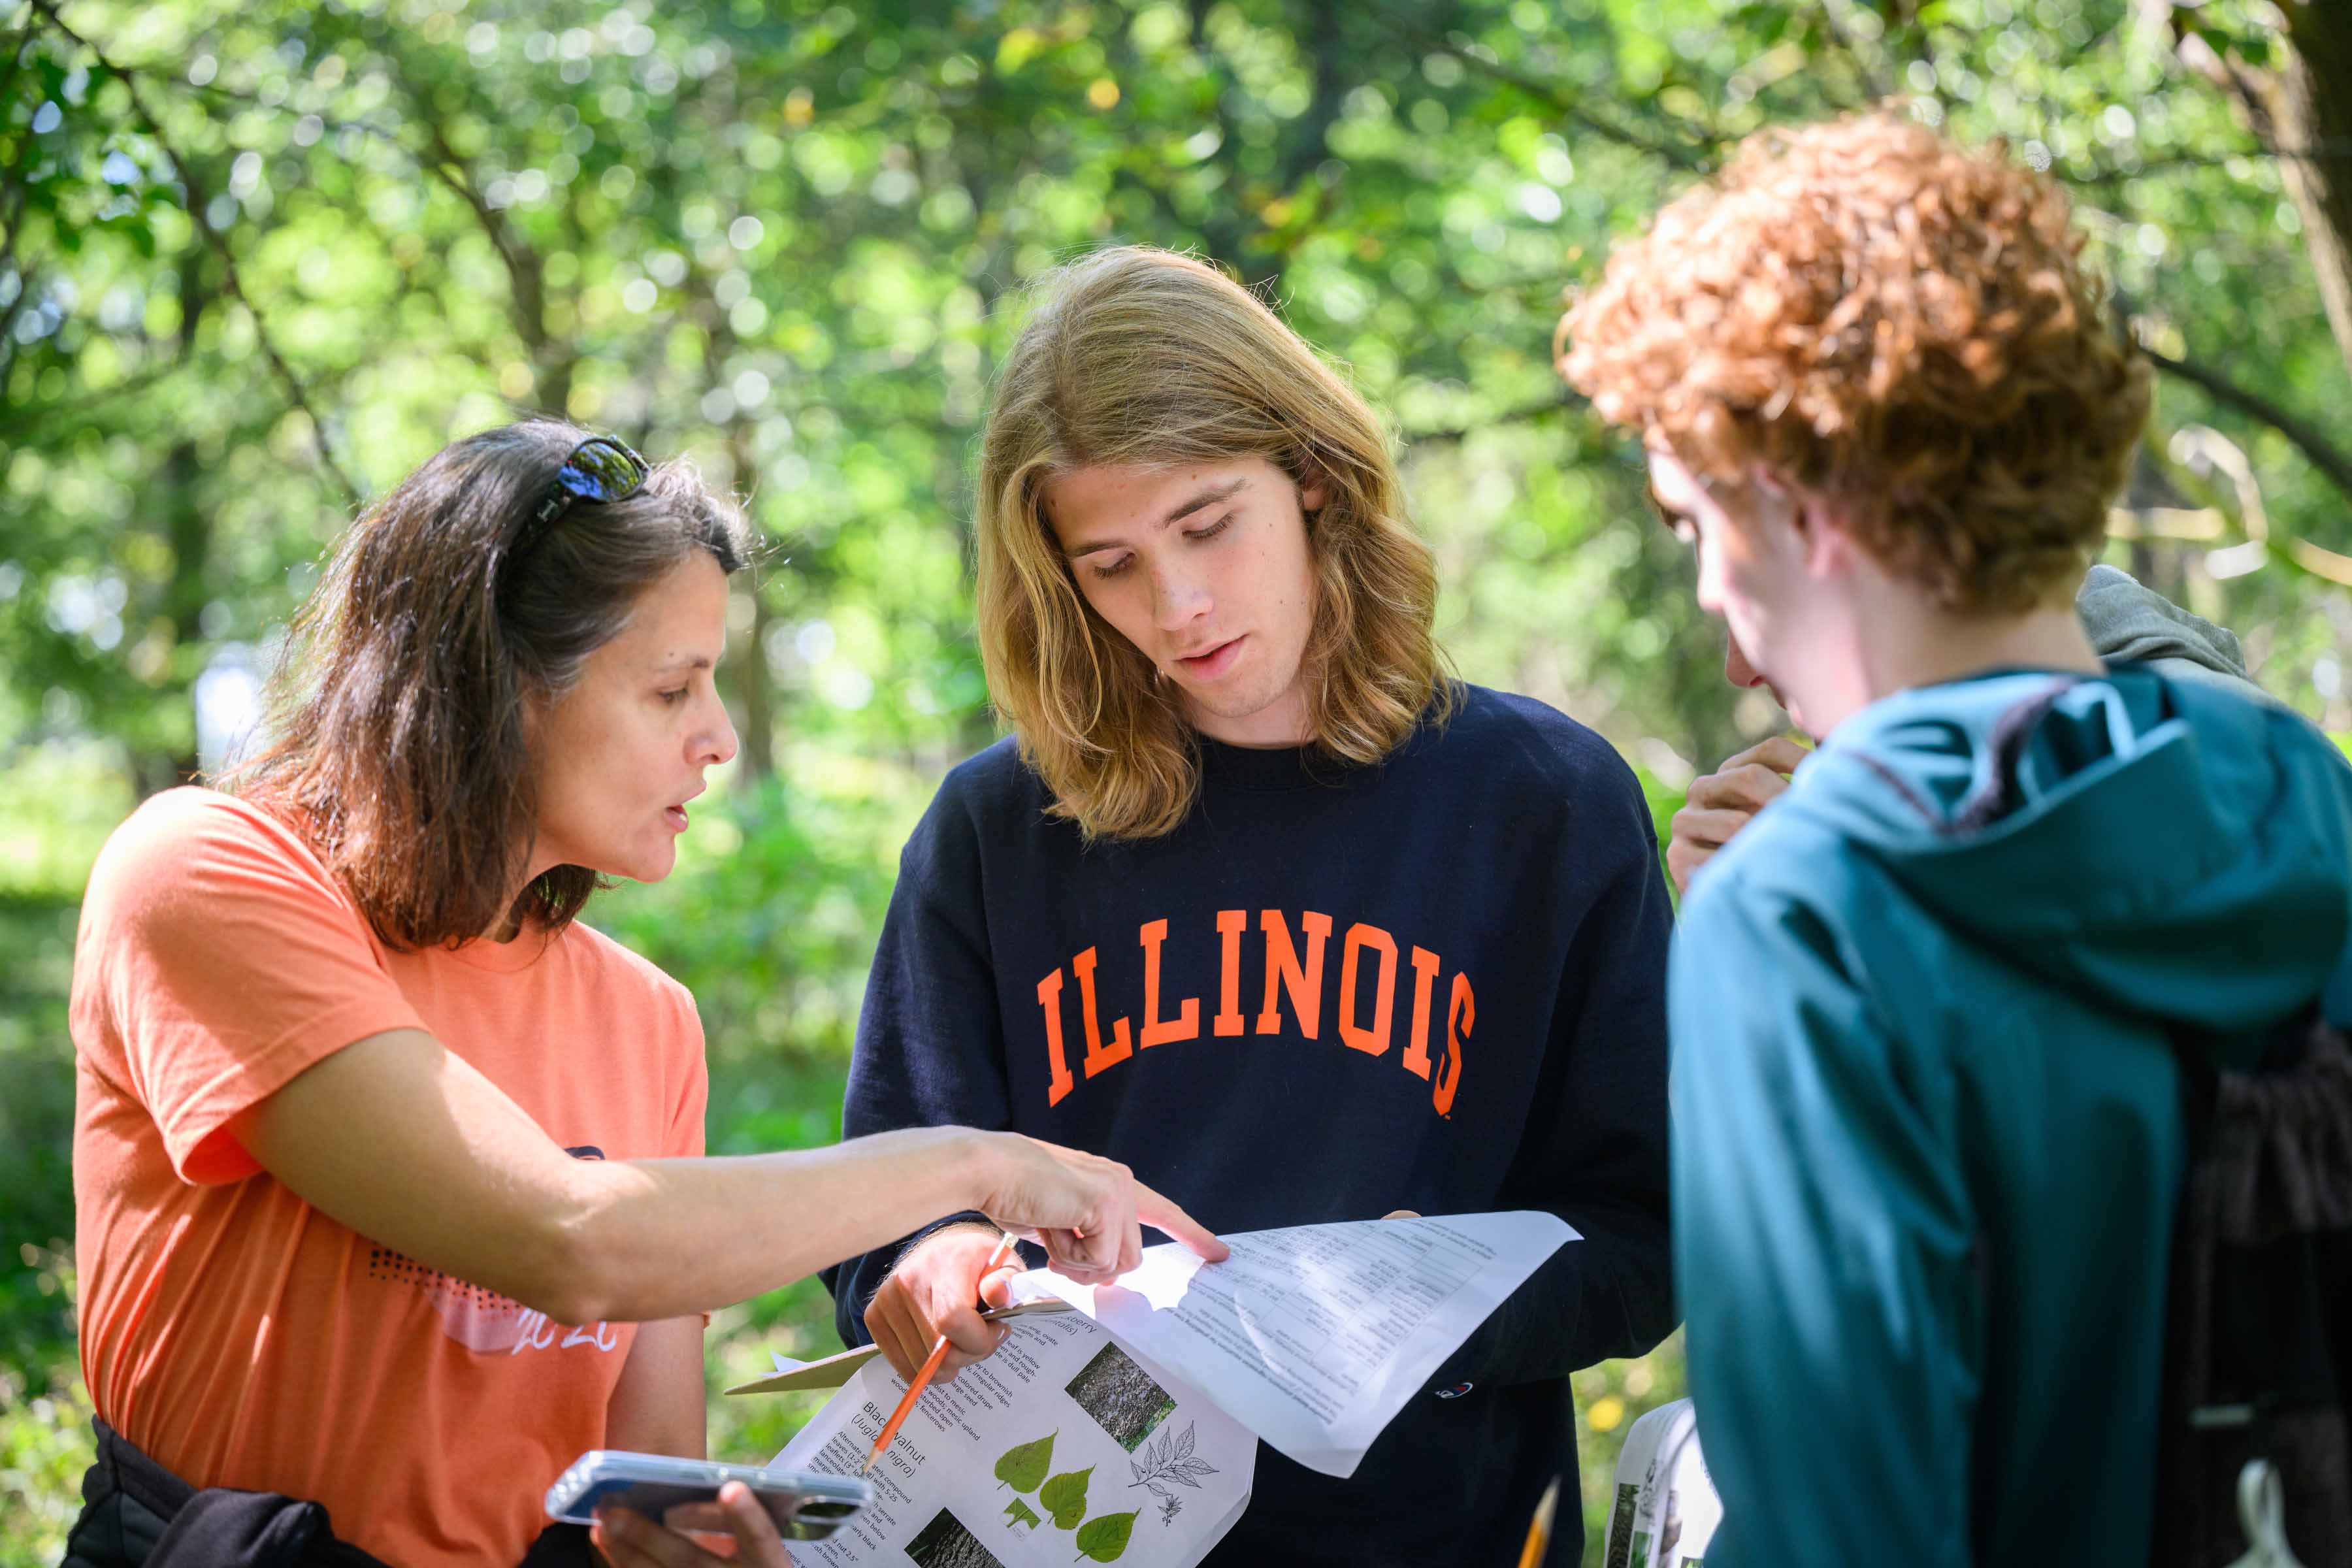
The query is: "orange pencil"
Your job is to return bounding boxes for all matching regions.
[862,1232,1019,1475]
[1514,1475,1560,1568]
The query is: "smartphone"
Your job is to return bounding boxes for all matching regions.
[544,1450,874,1541]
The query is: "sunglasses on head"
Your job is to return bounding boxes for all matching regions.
[514,435,649,561]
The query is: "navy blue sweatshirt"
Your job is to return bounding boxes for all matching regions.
[822,684,1675,1567]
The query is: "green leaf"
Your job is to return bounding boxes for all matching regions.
[1040,1465,1093,1529]
[1074,1511,1137,1562]
[994,1431,1056,1493]
[1004,1498,1042,1530]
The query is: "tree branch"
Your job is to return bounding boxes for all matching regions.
[1810,0,1897,101]
[1,20,37,113]
[2067,138,2352,188]
[1266,0,1348,204]
[407,109,568,408]
[2143,342,2352,502]
[1362,10,1718,170]
[2,29,54,374]
[4,348,190,433]
[0,165,35,348]
[25,0,361,506]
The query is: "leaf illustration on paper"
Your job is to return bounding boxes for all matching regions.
[1125,1422,1217,1495]
[1074,1511,1137,1562]
[1040,1465,1094,1528]
[995,1431,1056,1493]
[1005,1499,1043,1529]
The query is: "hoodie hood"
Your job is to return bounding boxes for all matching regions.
[1779,667,2352,1033]
[2076,564,2255,693]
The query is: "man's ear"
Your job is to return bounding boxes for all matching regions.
[1796,493,1867,579]
[1290,457,1330,516]
[1748,466,1812,548]
[1754,466,1852,577]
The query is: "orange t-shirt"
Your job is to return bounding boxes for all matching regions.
[70,788,709,1565]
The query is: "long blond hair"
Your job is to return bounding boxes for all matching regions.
[976,247,1450,841]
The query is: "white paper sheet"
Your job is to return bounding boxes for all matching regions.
[773,1312,1255,1567]
[1002,1212,1573,1478]
[1603,1398,1720,1568]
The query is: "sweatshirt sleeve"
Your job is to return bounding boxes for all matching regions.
[1441,760,1677,1388]
[1667,881,1980,1568]
[2075,564,2266,701]
[821,772,1014,1348]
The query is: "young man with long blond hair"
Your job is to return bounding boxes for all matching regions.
[1561,112,2352,1563]
[825,246,1676,1565]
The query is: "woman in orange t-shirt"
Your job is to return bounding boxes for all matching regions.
[66,421,1221,1568]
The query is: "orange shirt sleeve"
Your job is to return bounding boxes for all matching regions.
[665,985,710,1326]
[73,789,427,1185]
[666,993,709,1160]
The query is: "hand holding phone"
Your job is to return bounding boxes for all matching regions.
[592,1480,789,1567]
[597,1486,818,1568]
[546,1450,873,1561]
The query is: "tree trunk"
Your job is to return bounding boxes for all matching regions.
[727,421,773,782]
[2171,1,2352,380]
[2268,3,2352,378]
[145,252,214,796]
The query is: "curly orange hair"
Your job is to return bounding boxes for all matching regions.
[1559,110,2150,613]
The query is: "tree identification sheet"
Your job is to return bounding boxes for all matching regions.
[774,1311,1254,1567]
[761,1213,1570,1567]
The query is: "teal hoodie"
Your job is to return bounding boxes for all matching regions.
[1668,665,2352,1565]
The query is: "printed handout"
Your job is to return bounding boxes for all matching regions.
[1004,1211,1573,1478]
[749,1213,1571,1567]
[772,1311,1255,1567]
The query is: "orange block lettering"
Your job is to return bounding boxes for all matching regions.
[1138,919,1200,1047]
[1402,946,1441,1081]
[1036,968,1075,1107]
[1213,909,1247,1037]
[1434,972,1473,1116]
[1256,910,1333,1039]
[1072,946,1133,1077]
[1337,923,1399,1057]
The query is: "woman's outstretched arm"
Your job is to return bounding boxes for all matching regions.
[239,1026,1221,1326]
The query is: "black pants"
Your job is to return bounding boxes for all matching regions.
[62,1419,595,1568]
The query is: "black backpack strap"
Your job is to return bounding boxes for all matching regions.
[2151,1006,2352,1567]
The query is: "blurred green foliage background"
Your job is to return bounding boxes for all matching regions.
[5,0,2350,1559]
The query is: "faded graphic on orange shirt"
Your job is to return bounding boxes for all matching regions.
[367,1145,624,1355]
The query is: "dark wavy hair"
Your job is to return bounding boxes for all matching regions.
[227,419,751,949]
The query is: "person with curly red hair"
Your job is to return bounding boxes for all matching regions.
[1561,112,2352,1563]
